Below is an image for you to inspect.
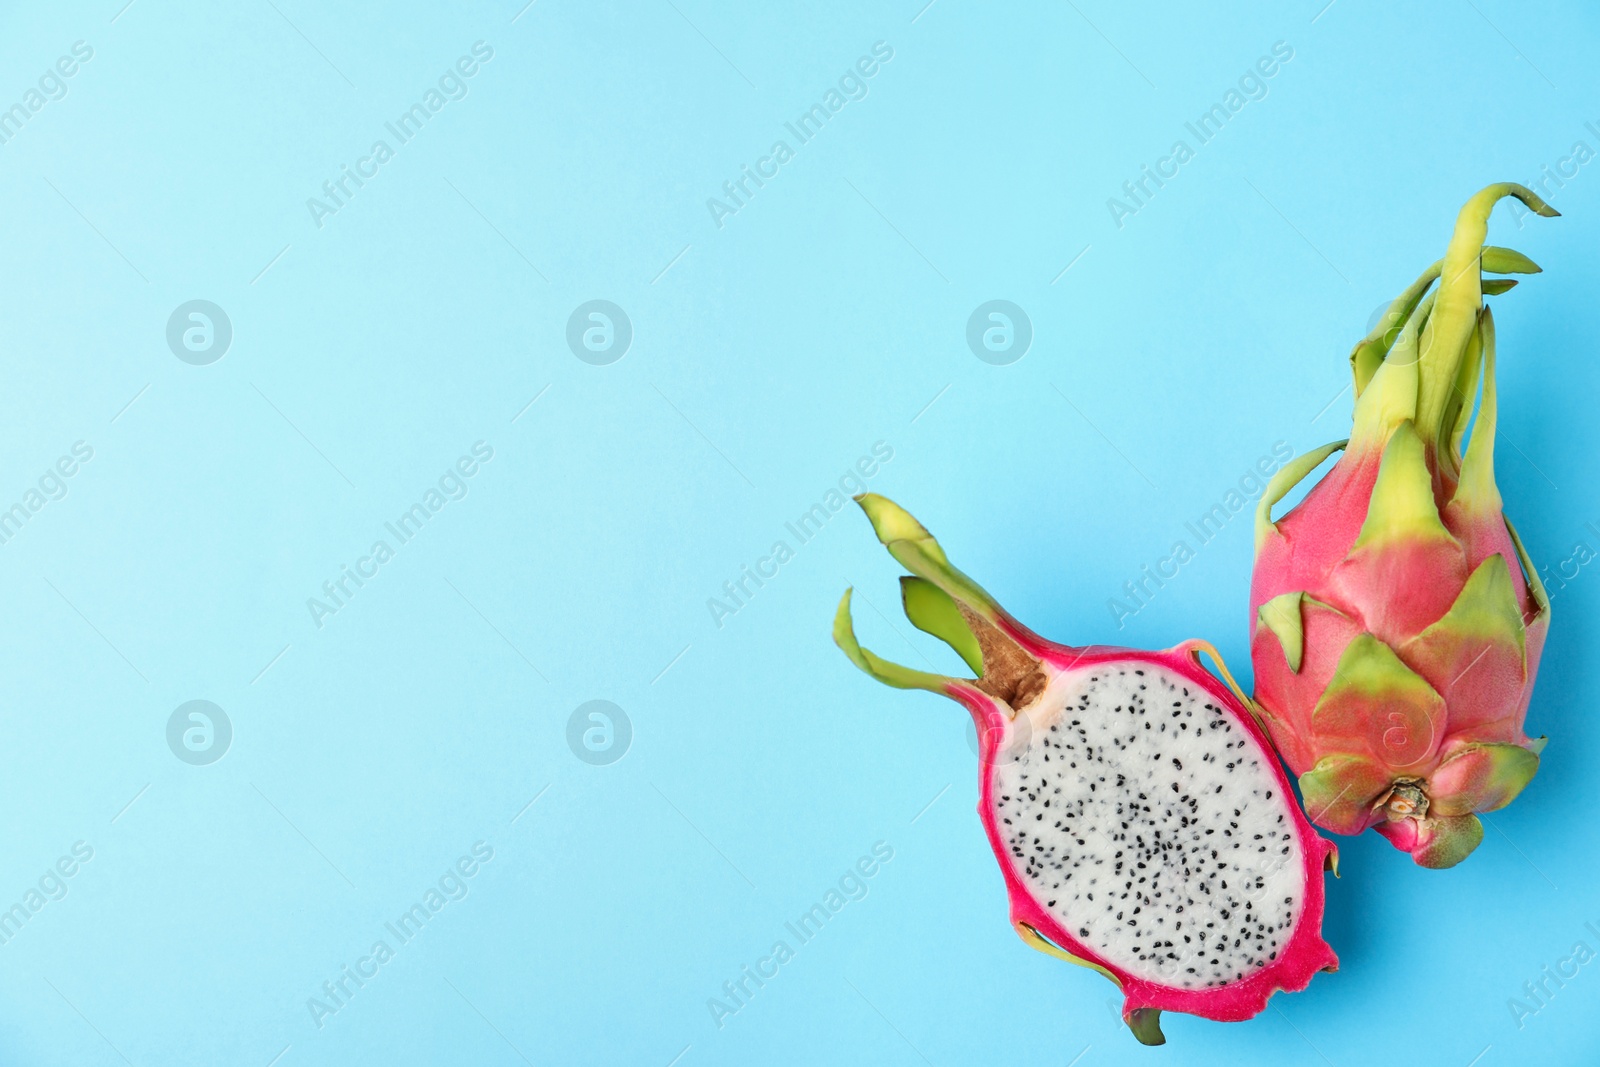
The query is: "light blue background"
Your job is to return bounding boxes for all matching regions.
[0,1,1595,1063]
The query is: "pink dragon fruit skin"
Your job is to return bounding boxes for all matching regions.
[1250,183,1557,869]
[836,494,1337,1044]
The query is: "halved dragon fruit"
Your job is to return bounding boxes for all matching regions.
[834,494,1337,1044]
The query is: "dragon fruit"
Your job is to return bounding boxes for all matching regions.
[834,494,1337,1044]
[1250,183,1556,869]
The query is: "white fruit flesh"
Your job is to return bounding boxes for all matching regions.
[993,662,1304,988]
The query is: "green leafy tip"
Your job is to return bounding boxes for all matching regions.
[832,589,951,695]
[1416,184,1556,451]
[855,493,1003,622]
[833,495,1047,708]
[833,495,1007,696]
[1414,814,1485,869]
[901,577,984,674]
[1125,1008,1166,1046]
[1257,591,1305,673]
[1256,441,1347,553]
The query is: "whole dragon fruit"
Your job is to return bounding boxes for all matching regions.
[1250,183,1556,869]
[835,494,1337,1044]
